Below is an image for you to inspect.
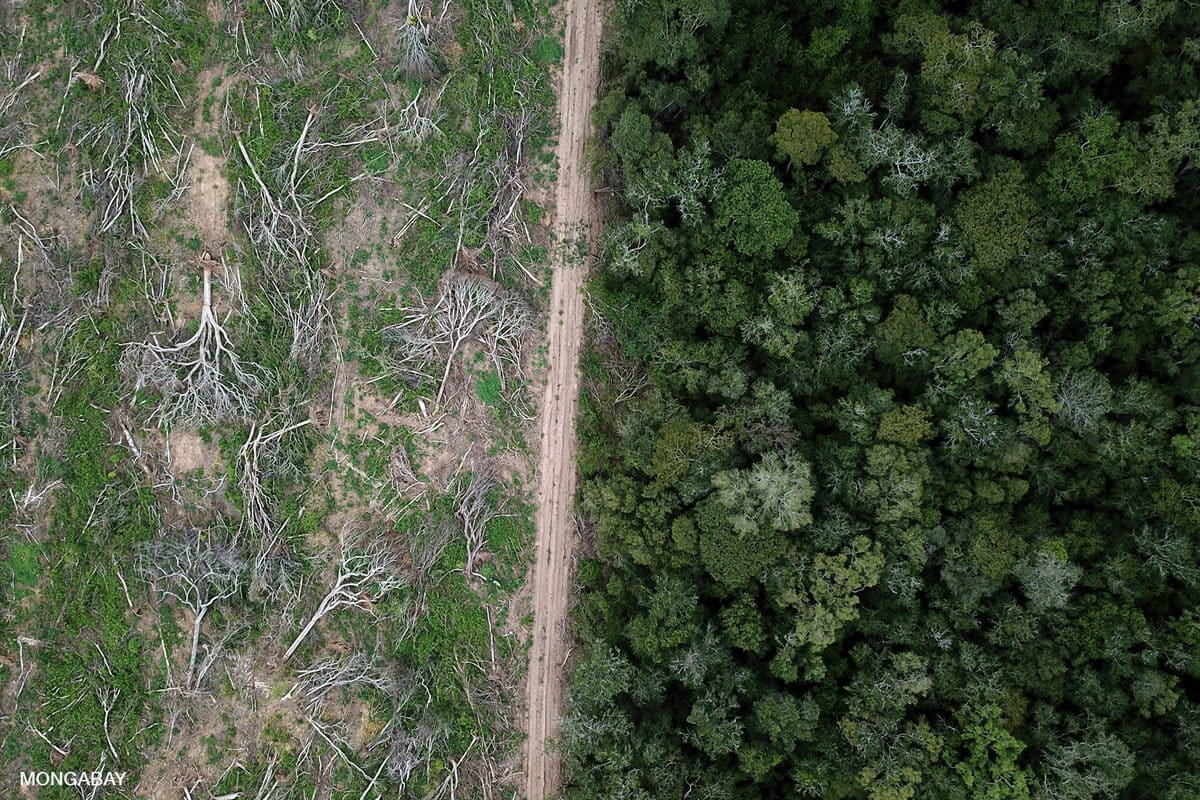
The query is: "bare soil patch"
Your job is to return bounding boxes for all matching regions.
[184,67,236,250]
[167,429,220,477]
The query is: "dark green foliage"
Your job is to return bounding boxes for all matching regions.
[567,0,1200,797]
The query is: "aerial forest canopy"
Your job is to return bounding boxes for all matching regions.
[564,0,1200,797]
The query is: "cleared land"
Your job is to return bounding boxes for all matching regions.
[0,2,559,797]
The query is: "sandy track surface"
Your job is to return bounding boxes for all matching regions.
[523,0,603,796]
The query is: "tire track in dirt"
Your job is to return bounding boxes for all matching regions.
[523,0,603,796]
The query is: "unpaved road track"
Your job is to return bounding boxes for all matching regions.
[523,0,603,796]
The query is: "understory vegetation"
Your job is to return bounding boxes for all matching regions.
[566,0,1200,798]
[0,0,553,798]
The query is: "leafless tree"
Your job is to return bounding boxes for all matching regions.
[282,529,408,661]
[232,96,375,382]
[75,57,187,238]
[1135,525,1199,585]
[293,651,395,713]
[91,643,123,761]
[364,668,448,794]
[237,417,311,602]
[137,528,245,690]
[396,0,444,80]
[382,274,532,406]
[1055,368,1113,435]
[192,617,251,693]
[300,712,377,786]
[69,753,111,800]
[233,99,375,287]
[0,22,40,159]
[226,752,283,800]
[122,258,265,427]
[453,469,498,576]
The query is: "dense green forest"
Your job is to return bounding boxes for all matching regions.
[564,0,1200,798]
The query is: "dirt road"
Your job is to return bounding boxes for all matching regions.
[523,0,603,796]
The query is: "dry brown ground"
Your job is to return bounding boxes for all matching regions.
[522,0,604,796]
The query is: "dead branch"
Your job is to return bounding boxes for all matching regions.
[453,469,497,576]
[293,651,394,713]
[234,128,316,279]
[122,258,265,427]
[0,22,40,159]
[381,274,532,407]
[435,64,541,285]
[8,205,80,331]
[282,529,408,661]
[479,108,536,278]
[137,527,245,690]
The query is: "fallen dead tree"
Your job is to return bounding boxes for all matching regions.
[283,268,336,376]
[389,85,444,147]
[0,273,26,457]
[440,110,540,285]
[7,205,77,326]
[5,212,102,417]
[394,0,449,81]
[382,274,532,407]
[237,417,311,602]
[479,108,536,276]
[0,23,40,159]
[74,56,184,237]
[137,528,245,690]
[282,528,408,661]
[293,651,395,713]
[260,0,344,48]
[372,709,450,792]
[233,94,374,372]
[122,258,265,427]
[421,0,542,286]
[453,469,498,577]
[237,417,311,536]
[233,96,377,286]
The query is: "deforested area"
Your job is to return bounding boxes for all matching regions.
[0,0,558,797]
[566,1,1200,799]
